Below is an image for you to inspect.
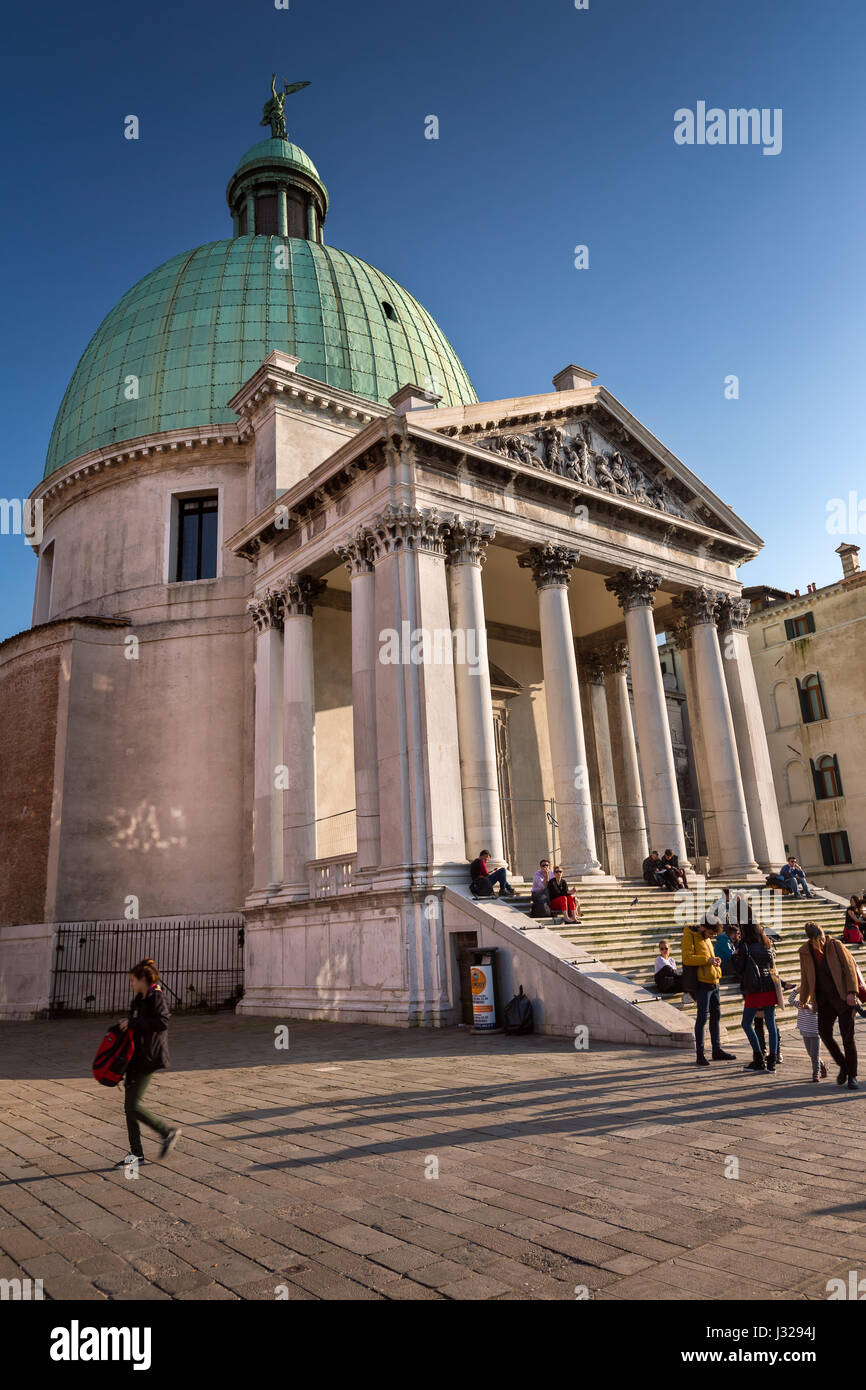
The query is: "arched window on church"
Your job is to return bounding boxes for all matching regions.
[798,673,827,723]
[812,754,843,800]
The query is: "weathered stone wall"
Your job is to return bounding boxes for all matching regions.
[0,631,63,926]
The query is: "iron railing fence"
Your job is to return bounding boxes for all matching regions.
[50,915,245,1018]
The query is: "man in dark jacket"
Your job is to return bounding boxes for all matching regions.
[119,970,180,1165]
[661,848,688,889]
[643,851,669,889]
[469,850,514,897]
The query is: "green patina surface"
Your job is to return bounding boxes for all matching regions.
[45,236,477,476]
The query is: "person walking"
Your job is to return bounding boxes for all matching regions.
[787,984,827,1083]
[548,866,580,923]
[798,922,859,1090]
[681,920,736,1066]
[118,959,181,1167]
[733,918,781,1073]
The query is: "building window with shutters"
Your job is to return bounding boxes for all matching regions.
[785,612,815,639]
[820,831,852,866]
[813,754,843,799]
[799,673,827,722]
[175,496,219,582]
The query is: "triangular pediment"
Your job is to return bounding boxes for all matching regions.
[430,388,760,548]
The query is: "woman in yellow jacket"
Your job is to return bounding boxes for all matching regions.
[681,920,737,1067]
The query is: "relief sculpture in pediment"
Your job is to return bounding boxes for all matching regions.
[477,416,687,519]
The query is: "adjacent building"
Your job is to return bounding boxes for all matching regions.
[744,543,866,898]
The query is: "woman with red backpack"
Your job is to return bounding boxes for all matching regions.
[117,959,180,1168]
[842,896,865,947]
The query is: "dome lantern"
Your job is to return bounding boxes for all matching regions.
[226,76,328,241]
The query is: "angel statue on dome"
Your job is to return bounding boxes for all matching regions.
[260,75,311,140]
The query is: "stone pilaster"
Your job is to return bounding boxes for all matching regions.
[601,641,648,875]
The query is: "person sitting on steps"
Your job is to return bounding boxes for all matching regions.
[654,940,683,994]
[642,850,671,889]
[530,859,553,917]
[469,850,514,898]
[548,866,579,923]
[661,848,688,890]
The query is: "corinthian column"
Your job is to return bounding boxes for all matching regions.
[446,520,506,866]
[583,650,625,878]
[272,574,326,899]
[605,569,690,866]
[670,620,722,874]
[672,586,759,878]
[717,595,785,871]
[518,544,605,878]
[602,642,649,876]
[248,590,284,901]
[336,530,380,872]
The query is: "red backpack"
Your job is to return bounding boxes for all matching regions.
[843,920,863,946]
[92,1024,136,1086]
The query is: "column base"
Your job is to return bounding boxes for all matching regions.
[714,866,765,883]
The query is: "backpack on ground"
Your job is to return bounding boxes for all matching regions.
[92,1024,135,1087]
[504,986,534,1034]
[471,877,494,897]
[843,921,863,946]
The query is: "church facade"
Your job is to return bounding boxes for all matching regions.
[0,99,786,1035]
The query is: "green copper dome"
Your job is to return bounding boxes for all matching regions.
[233,137,323,184]
[44,236,477,476]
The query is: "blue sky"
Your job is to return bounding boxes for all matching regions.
[2,0,865,639]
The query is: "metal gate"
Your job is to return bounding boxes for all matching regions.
[50,916,245,1017]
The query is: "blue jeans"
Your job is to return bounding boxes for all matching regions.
[784,871,811,898]
[483,867,511,893]
[742,1005,778,1057]
[694,984,721,1054]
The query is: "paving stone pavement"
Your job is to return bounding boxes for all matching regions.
[1,1014,864,1302]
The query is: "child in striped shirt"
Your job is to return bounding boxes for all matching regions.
[788,985,828,1082]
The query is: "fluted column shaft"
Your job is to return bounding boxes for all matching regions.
[671,622,722,873]
[520,546,604,877]
[447,521,506,865]
[249,593,284,899]
[336,534,381,872]
[674,587,758,878]
[603,644,649,875]
[718,597,786,871]
[275,576,325,898]
[584,654,625,877]
[606,570,690,866]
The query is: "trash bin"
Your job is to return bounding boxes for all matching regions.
[469,948,502,1033]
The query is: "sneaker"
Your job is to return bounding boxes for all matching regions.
[766,1057,776,1072]
[711,1049,737,1061]
[848,1078,859,1091]
[819,1061,828,1078]
[837,1067,848,1086]
[695,1053,710,1067]
[160,1128,181,1159]
[809,1075,819,1083]
[744,1056,765,1071]
[116,1153,145,1168]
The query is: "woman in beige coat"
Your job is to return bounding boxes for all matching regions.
[799,922,860,1090]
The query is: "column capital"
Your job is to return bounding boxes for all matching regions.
[517,543,579,589]
[273,574,327,619]
[604,567,661,611]
[369,504,454,560]
[335,528,375,576]
[672,585,724,628]
[248,588,284,633]
[445,518,496,567]
[716,594,752,633]
[582,649,607,685]
[669,618,693,652]
[601,640,630,674]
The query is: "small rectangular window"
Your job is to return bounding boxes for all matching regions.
[176,497,218,582]
[820,831,851,866]
[785,612,815,638]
